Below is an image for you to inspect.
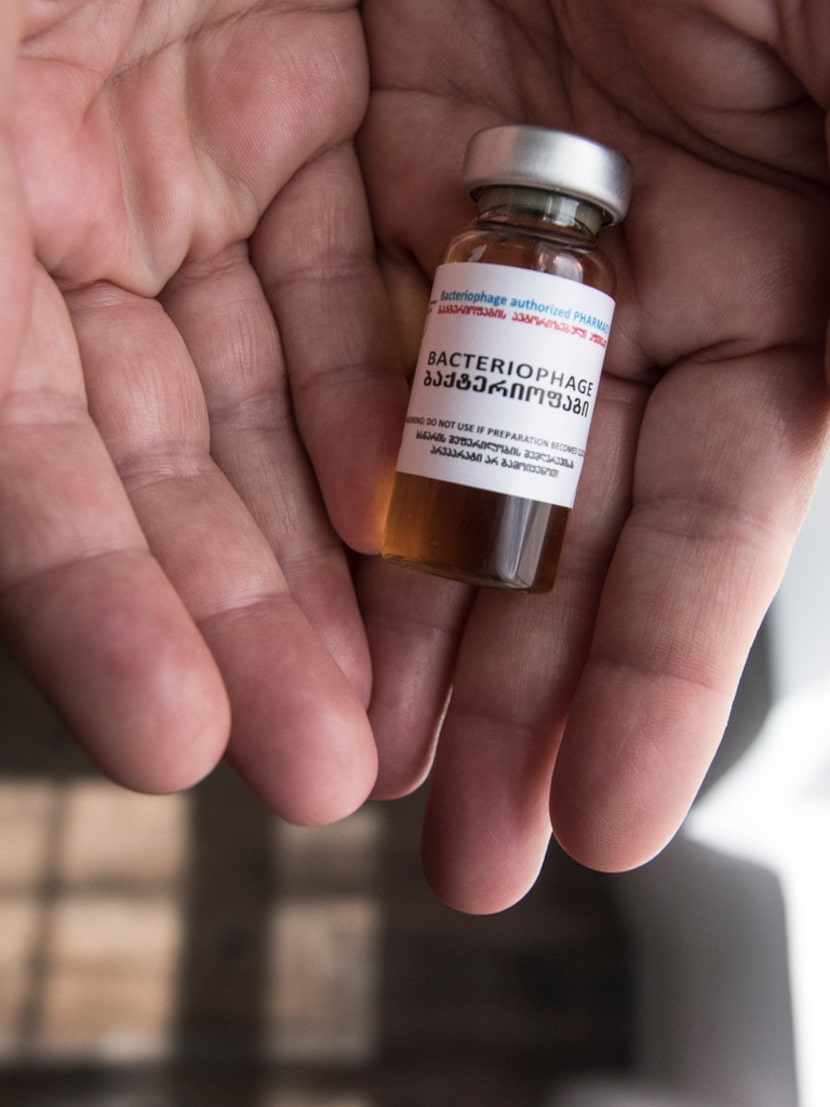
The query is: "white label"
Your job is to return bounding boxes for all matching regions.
[396,262,615,507]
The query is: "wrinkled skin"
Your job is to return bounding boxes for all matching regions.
[0,0,405,824]
[361,0,830,910]
[1,1,829,912]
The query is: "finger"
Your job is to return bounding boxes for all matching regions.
[551,347,830,871]
[161,243,370,700]
[0,269,229,790]
[0,0,32,398]
[419,374,646,913]
[252,142,410,554]
[346,231,474,798]
[358,556,474,799]
[0,152,31,398]
[69,279,377,825]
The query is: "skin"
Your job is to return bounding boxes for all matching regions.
[1,0,407,823]
[359,0,830,910]
[1,1,829,911]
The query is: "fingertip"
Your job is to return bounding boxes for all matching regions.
[370,764,430,802]
[550,806,671,875]
[250,718,379,829]
[211,607,379,828]
[62,620,232,797]
[421,870,540,917]
[97,653,231,797]
[367,692,441,801]
[2,552,232,797]
[549,757,684,875]
[421,835,548,915]
[420,784,551,915]
[361,560,471,803]
[549,713,708,875]
[322,414,403,557]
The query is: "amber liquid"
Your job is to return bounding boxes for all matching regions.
[382,199,615,592]
[384,473,569,591]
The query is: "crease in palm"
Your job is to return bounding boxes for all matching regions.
[2,0,828,911]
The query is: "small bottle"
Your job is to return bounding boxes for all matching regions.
[382,125,632,592]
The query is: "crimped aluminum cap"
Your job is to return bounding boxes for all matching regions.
[463,125,632,225]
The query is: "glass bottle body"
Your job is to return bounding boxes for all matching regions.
[382,190,616,592]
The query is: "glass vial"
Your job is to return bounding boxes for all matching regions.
[382,125,632,592]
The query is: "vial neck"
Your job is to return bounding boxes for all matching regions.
[474,186,604,241]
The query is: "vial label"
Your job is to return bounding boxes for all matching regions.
[395,262,615,507]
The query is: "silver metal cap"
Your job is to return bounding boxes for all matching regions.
[463,125,632,225]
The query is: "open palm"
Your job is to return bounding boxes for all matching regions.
[0,0,407,823]
[3,0,829,914]
[359,0,830,910]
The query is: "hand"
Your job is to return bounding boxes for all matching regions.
[358,0,830,911]
[0,0,407,824]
